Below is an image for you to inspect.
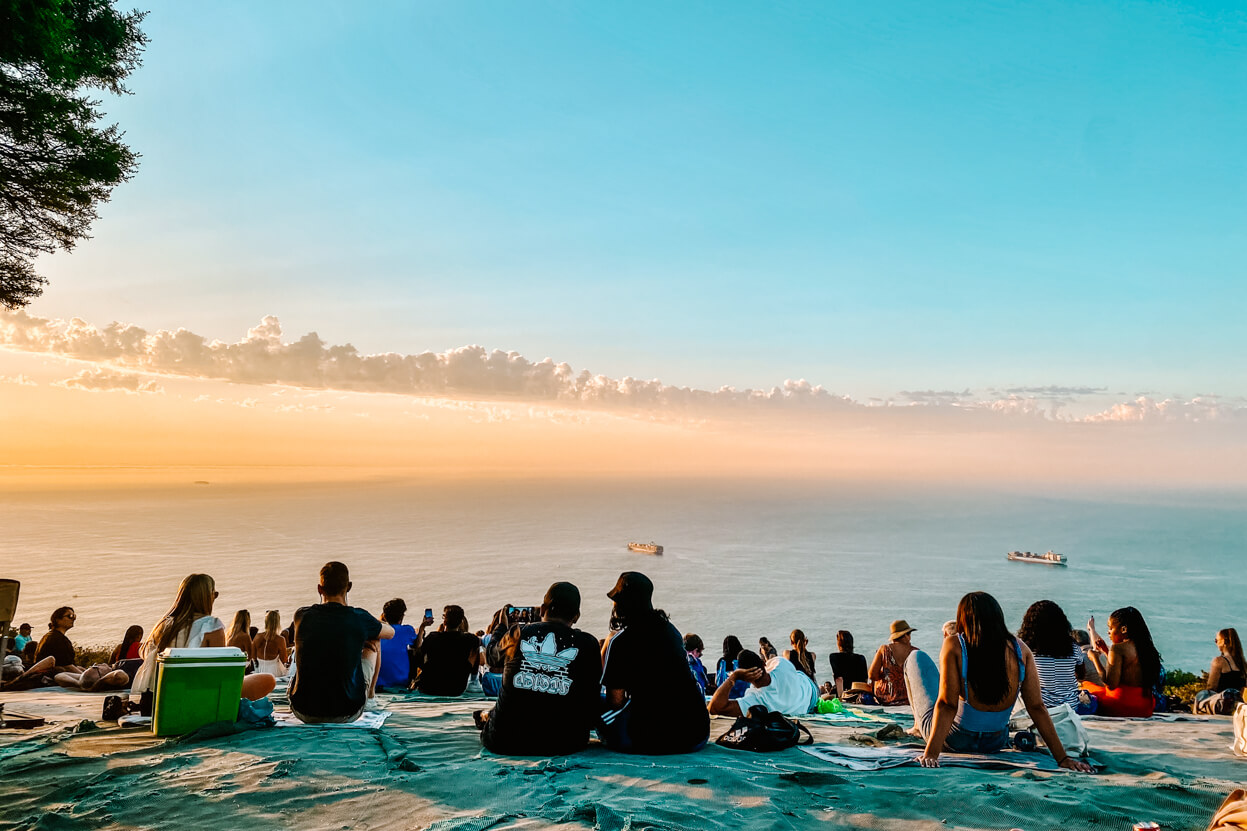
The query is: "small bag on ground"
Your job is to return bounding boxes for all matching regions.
[716,705,813,752]
[1195,689,1243,716]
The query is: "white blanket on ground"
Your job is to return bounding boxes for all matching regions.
[1081,713,1201,723]
[273,710,391,729]
[799,743,1063,771]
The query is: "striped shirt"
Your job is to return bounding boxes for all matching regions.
[1033,645,1082,708]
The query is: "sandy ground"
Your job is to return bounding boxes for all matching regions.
[0,688,1242,831]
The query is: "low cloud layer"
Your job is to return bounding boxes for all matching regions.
[3,310,1245,425]
[1,310,855,412]
[55,368,164,395]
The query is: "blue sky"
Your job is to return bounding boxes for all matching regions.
[31,0,1247,400]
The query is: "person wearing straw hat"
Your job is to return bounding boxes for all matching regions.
[869,620,919,705]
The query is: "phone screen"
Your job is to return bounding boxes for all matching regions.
[424,608,433,620]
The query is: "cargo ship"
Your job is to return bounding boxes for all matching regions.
[1007,550,1067,566]
[627,542,663,555]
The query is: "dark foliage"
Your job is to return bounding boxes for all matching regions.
[0,0,147,307]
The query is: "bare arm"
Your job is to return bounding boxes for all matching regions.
[1019,643,1094,773]
[1207,657,1224,691]
[709,668,761,717]
[1101,642,1126,689]
[203,629,227,648]
[868,646,885,682]
[918,639,961,766]
[379,622,395,640]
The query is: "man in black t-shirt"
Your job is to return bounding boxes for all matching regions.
[478,582,602,756]
[599,572,710,754]
[290,561,393,724]
[414,605,480,696]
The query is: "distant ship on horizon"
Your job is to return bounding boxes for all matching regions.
[1007,549,1067,566]
[627,541,663,555]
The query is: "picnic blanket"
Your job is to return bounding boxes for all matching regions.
[800,743,1062,771]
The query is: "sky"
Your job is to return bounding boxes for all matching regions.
[3,1,1247,485]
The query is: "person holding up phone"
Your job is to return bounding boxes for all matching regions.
[414,605,481,696]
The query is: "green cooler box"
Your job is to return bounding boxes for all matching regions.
[153,647,248,736]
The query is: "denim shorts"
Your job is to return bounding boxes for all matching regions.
[944,726,1009,754]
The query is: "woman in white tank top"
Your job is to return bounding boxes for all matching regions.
[131,573,277,701]
[252,610,289,678]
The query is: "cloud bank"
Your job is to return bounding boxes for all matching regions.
[54,367,164,394]
[0,310,855,412]
[3,310,1245,425]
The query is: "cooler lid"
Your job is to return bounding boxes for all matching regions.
[158,646,247,663]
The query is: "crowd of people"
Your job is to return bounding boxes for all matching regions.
[2,566,1242,769]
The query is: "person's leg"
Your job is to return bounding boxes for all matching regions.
[74,665,109,691]
[903,650,941,739]
[97,670,130,690]
[362,641,380,698]
[242,673,276,700]
[598,700,634,752]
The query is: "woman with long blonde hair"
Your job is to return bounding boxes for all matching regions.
[132,574,275,701]
[227,609,254,662]
[784,628,817,683]
[253,610,289,678]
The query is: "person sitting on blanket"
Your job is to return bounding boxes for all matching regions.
[35,607,84,675]
[709,648,820,717]
[31,607,129,692]
[909,591,1093,772]
[1206,628,1245,694]
[869,620,918,705]
[14,622,33,654]
[1073,629,1104,685]
[1082,607,1163,718]
[684,633,711,694]
[1018,600,1096,715]
[784,629,818,685]
[477,581,603,755]
[599,571,710,754]
[414,605,480,696]
[133,573,277,704]
[824,630,868,699]
[290,562,393,724]
[716,635,750,699]
[376,599,417,690]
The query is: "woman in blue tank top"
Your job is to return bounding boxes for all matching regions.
[907,592,1094,772]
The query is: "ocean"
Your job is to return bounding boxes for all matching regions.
[4,477,1244,674]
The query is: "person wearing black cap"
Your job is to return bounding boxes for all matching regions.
[477,582,602,756]
[599,572,710,754]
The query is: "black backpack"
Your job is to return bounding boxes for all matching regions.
[716,705,813,752]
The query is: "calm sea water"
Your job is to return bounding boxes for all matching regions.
[4,479,1244,673]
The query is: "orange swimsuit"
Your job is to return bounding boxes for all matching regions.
[1081,682,1154,718]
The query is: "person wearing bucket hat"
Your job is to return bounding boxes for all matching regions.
[599,572,710,754]
[868,620,919,705]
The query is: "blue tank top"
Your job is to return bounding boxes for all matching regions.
[955,633,1024,733]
